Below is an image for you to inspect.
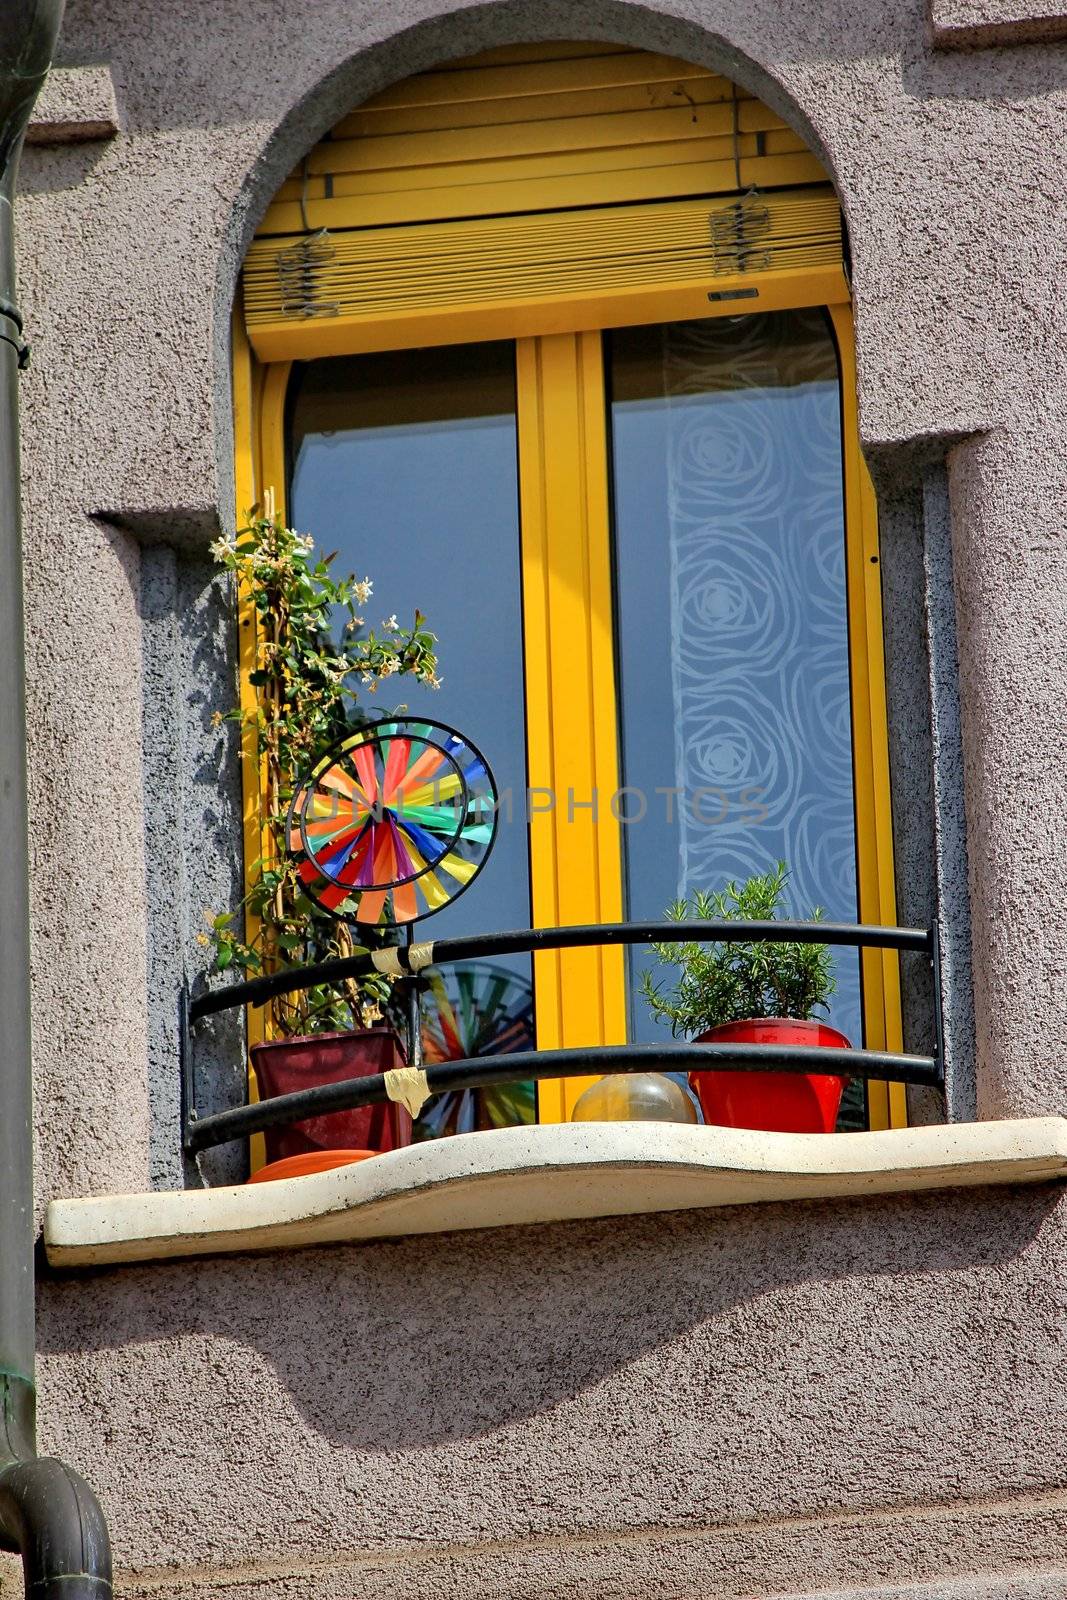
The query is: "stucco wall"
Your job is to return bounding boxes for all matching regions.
[26,1186,1067,1599]
[11,0,1067,1595]
[139,545,245,1190]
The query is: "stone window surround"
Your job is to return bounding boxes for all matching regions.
[38,0,1061,1213]
[139,47,978,1194]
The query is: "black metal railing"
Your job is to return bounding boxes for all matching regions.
[181,921,944,1161]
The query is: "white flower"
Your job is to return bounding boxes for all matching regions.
[296,533,315,551]
[208,537,235,562]
[378,653,400,677]
[382,614,398,631]
[352,577,373,606]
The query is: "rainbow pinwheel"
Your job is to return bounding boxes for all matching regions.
[416,962,536,1138]
[288,719,497,926]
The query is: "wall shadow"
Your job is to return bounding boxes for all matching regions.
[37,1181,1067,1451]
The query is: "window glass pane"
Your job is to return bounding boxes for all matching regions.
[608,309,863,1056]
[289,343,534,1132]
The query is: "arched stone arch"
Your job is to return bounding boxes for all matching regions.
[211,0,858,521]
[210,3,975,1132]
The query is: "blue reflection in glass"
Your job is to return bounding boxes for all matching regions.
[288,342,532,1004]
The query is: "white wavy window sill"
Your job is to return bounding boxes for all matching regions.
[44,1118,1067,1268]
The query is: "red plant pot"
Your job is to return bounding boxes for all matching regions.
[250,1027,411,1165]
[690,1018,850,1134]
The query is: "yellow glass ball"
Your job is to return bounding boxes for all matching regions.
[570,1072,698,1124]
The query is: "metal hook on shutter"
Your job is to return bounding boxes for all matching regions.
[710,189,772,276]
[275,229,339,320]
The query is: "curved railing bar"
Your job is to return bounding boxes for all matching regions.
[184,1042,941,1155]
[188,920,933,1023]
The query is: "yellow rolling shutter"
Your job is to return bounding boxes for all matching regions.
[256,43,826,233]
[244,189,841,359]
[242,41,841,358]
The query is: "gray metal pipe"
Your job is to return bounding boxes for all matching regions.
[0,1462,111,1600]
[0,3,112,1596]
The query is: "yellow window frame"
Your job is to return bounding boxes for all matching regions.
[232,262,906,1134]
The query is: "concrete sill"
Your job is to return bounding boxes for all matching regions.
[45,1118,1067,1268]
[929,0,1067,46]
[26,65,119,144]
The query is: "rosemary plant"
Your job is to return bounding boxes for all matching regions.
[640,862,836,1037]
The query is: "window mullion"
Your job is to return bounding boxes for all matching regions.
[516,331,627,1122]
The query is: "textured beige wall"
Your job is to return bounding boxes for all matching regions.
[29,1186,1067,1598]
[11,0,1067,1594]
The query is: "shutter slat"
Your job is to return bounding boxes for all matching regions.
[262,44,826,234]
[739,99,799,133]
[365,51,720,111]
[311,102,740,175]
[258,152,827,235]
[332,75,731,139]
[271,124,810,206]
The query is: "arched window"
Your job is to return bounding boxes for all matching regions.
[233,42,905,1139]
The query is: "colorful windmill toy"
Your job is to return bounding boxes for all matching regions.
[287,718,498,928]
[417,962,536,1137]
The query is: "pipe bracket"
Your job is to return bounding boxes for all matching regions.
[0,298,30,368]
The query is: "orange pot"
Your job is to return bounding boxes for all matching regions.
[247,1149,377,1184]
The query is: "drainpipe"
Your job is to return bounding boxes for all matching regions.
[0,4,113,1596]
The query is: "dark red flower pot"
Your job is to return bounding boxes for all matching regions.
[690,1018,850,1134]
[250,1027,411,1164]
